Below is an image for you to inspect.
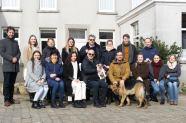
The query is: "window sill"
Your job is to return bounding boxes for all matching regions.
[37,10,60,13]
[0,9,22,12]
[97,12,118,15]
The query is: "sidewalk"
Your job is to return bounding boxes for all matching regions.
[0,94,185,123]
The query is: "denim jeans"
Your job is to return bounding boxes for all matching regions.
[151,80,165,99]
[87,80,108,101]
[167,82,178,102]
[51,80,65,101]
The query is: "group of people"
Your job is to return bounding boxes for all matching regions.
[0,26,181,109]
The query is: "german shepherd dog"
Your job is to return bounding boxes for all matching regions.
[109,80,147,108]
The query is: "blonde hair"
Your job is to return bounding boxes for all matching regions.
[63,37,78,54]
[28,35,38,47]
[168,54,177,62]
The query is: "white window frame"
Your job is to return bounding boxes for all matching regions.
[39,29,57,52]
[99,0,115,12]
[40,0,57,11]
[99,30,115,48]
[132,0,146,9]
[1,0,20,10]
[131,22,139,47]
[181,13,186,59]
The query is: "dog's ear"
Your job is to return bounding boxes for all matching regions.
[101,64,103,67]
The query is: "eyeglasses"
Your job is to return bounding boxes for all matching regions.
[88,53,95,56]
[89,39,95,41]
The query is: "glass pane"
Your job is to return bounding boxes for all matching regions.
[99,32,113,39]
[69,30,85,39]
[182,31,186,49]
[100,0,114,11]
[182,14,186,28]
[133,23,139,36]
[2,0,19,8]
[100,42,106,50]
[41,30,56,38]
[3,29,18,38]
[40,0,55,9]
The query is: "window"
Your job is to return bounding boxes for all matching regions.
[69,29,87,50]
[99,0,115,12]
[99,31,114,49]
[182,14,186,58]
[40,0,56,10]
[131,22,139,47]
[2,0,19,9]
[40,29,57,52]
[132,0,146,9]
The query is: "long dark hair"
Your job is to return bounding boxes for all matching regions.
[30,51,44,69]
[64,52,78,66]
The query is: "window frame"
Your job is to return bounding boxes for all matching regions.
[1,0,20,10]
[132,0,146,9]
[39,0,57,11]
[131,22,139,47]
[181,13,186,59]
[99,30,115,49]
[99,0,115,12]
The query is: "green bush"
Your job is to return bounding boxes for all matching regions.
[136,36,182,63]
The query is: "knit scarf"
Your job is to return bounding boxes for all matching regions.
[167,61,177,70]
[122,41,133,64]
[51,59,58,64]
[151,60,163,80]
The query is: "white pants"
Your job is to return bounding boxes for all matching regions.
[71,81,86,101]
[33,87,49,101]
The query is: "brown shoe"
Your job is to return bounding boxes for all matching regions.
[174,101,178,105]
[10,99,20,104]
[170,101,174,105]
[4,101,10,106]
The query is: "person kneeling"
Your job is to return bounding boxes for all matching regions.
[63,52,86,108]
[24,51,48,109]
[45,50,65,108]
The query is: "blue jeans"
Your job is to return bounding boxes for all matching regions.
[151,80,165,99]
[51,80,65,101]
[167,82,178,102]
[87,80,108,101]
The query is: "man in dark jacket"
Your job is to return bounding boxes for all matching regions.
[0,26,21,106]
[140,38,159,62]
[81,49,108,108]
[80,34,103,63]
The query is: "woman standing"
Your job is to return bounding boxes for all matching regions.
[23,35,40,102]
[62,37,79,63]
[165,55,181,105]
[149,54,165,105]
[63,52,86,108]
[24,51,48,109]
[45,50,65,108]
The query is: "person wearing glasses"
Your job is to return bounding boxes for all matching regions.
[81,49,108,108]
[80,34,103,63]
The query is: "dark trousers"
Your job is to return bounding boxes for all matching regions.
[87,80,108,101]
[3,72,17,102]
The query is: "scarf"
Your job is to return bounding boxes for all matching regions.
[106,46,114,52]
[122,41,133,64]
[167,61,177,70]
[151,60,163,80]
[51,59,58,64]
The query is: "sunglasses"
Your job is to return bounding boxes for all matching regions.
[88,53,95,56]
[89,39,95,41]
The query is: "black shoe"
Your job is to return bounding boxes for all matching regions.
[150,96,158,102]
[160,98,165,105]
[73,101,82,108]
[59,99,65,108]
[93,101,102,108]
[32,101,41,109]
[100,100,106,107]
[38,100,45,108]
[51,100,59,108]
[79,100,86,108]
[29,93,34,103]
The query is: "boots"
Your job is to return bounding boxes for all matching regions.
[51,100,59,108]
[73,101,82,108]
[79,100,86,108]
[100,100,106,107]
[38,100,45,108]
[29,93,34,103]
[160,98,165,105]
[59,99,65,108]
[93,101,102,108]
[32,101,41,109]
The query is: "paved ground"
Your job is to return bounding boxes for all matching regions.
[0,94,186,123]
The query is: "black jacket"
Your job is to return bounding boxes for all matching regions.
[80,42,103,63]
[101,48,116,66]
[61,47,80,63]
[42,45,60,65]
[117,43,137,64]
[81,56,100,84]
[63,62,81,96]
[0,36,21,72]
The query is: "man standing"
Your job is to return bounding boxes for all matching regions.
[0,26,21,106]
[80,34,103,62]
[81,49,108,108]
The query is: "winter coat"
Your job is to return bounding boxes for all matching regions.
[140,45,159,61]
[24,60,48,93]
[101,48,116,67]
[45,57,63,87]
[149,64,165,82]
[61,47,80,63]
[0,36,21,72]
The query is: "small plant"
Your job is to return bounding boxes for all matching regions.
[182,83,186,93]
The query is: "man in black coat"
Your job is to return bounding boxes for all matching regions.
[80,34,103,63]
[81,49,108,108]
[0,26,21,106]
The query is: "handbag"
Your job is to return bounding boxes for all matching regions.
[168,76,178,82]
